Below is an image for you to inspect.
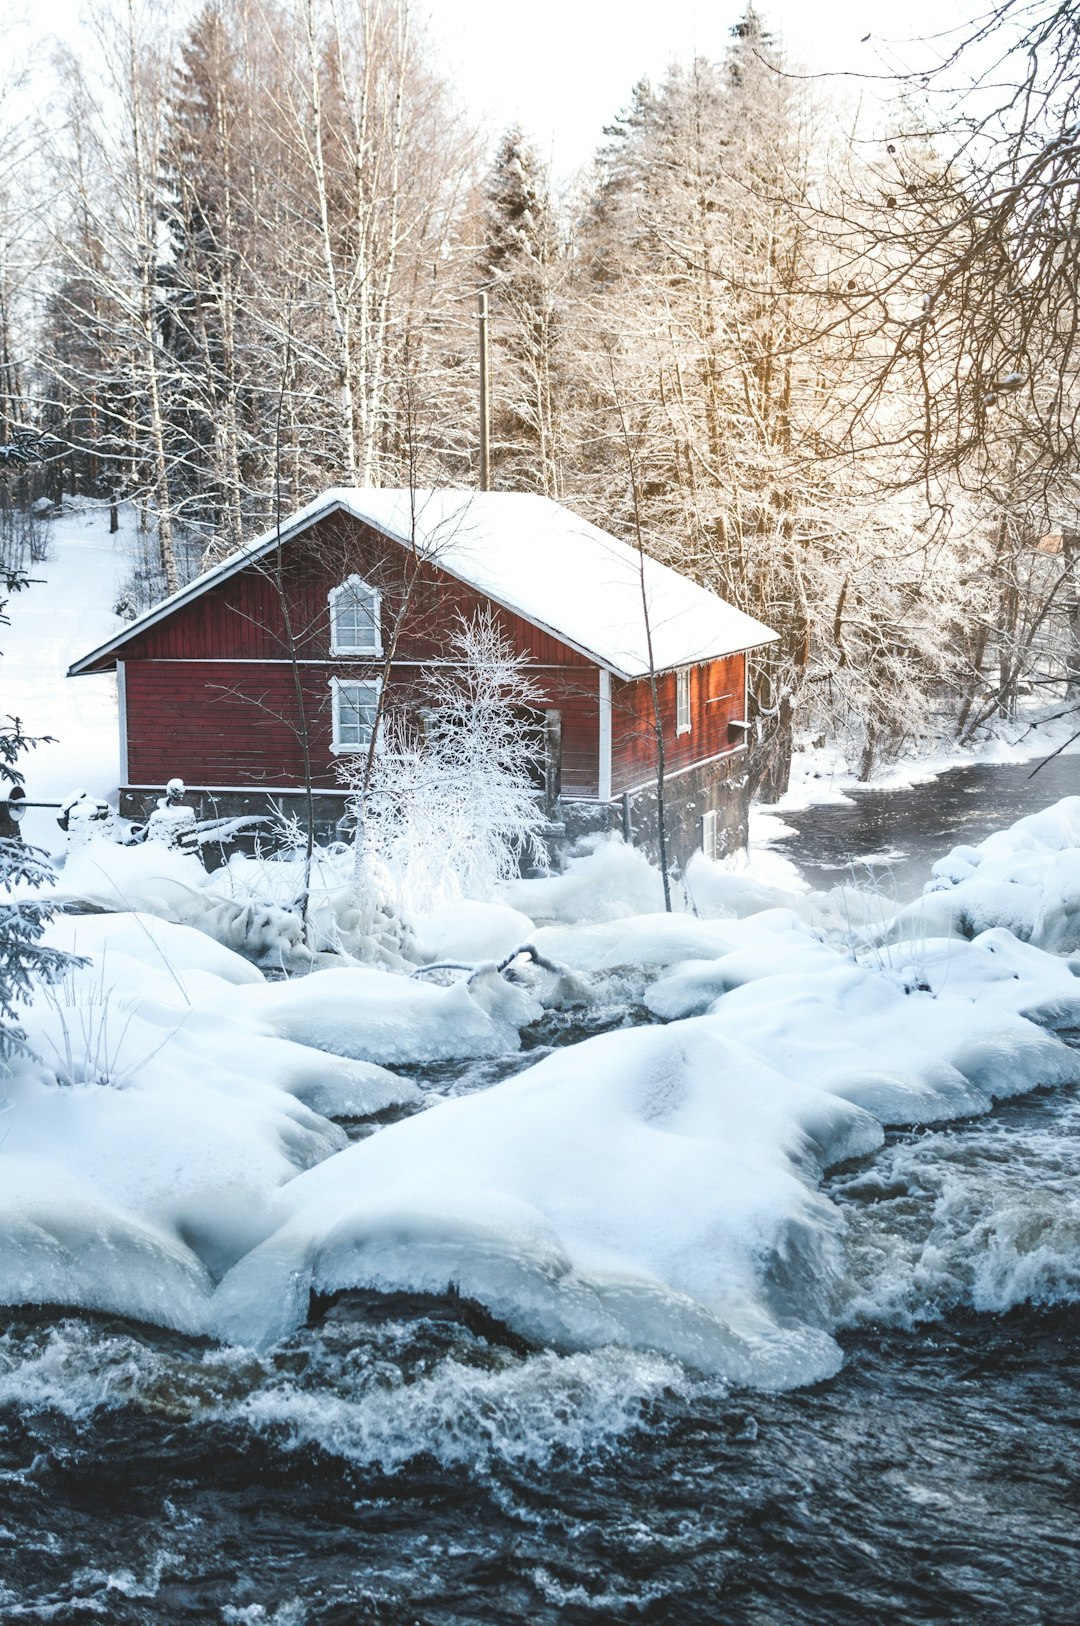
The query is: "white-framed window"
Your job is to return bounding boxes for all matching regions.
[702,808,719,862]
[676,667,691,735]
[329,575,381,656]
[331,677,382,753]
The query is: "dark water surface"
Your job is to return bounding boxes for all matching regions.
[5,764,1080,1623]
[3,1290,1080,1624]
[776,751,1080,901]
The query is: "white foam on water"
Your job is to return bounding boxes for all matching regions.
[221,1604,310,1626]
[226,1345,690,1475]
[833,1095,1080,1325]
[0,1315,699,1483]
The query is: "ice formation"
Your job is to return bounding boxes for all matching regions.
[211,1021,883,1388]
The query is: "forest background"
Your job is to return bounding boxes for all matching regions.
[0,0,1077,799]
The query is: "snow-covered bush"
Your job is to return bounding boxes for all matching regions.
[345,612,550,922]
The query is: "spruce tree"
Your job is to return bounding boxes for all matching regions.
[0,564,72,1058]
[160,1,255,547]
[480,127,566,495]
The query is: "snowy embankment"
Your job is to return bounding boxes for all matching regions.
[766,712,1080,820]
[6,509,1080,1389]
[5,803,1080,1391]
[1,504,126,850]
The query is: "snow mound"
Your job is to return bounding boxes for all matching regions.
[502,836,664,924]
[683,847,807,917]
[701,961,1079,1125]
[0,1160,213,1335]
[411,900,537,966]
[55,839,210,917]
[868,928,1080,1031]
[531,914,741,974]
[645,935,844,1020]
[895,796,1080,951]
[211,1021,882,1389]
[214,964,543,1066]
[43,909,266,985]
[0,906,425,1326]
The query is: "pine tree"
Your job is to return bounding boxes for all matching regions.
[0,563,73,1058]
[480,127,566,494]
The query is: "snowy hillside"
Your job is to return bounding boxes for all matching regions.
[2,505,127,850]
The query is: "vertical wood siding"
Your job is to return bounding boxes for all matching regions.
[106,513,747,802]
[610,655,746,793]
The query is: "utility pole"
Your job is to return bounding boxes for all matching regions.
[478,291,491,491]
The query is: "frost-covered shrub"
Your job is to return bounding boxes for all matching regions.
[345,613,549,921]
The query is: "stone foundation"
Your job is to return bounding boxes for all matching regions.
[121,752,751,874]
[120,786,352,851]
[556,751,750,872]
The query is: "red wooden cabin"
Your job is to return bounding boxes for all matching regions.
[69,490,777,863]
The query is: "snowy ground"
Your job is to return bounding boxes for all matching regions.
[5,794,1080,1391]
[2,504,127,851]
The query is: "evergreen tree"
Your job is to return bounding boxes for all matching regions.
[480,126,566,494]
[161,1,258,547]
[0,562,72,1058]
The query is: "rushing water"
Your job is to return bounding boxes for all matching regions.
[5,768,1080,1623]
[776,751,1080,901]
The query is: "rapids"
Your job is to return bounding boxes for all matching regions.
[4,765,1080,1621]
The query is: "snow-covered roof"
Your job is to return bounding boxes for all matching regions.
[69,489,778,682]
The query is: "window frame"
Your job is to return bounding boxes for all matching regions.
[330,675,383,755]
[328,574,382,657]
[676,666,692,735]
[702,808,719,862]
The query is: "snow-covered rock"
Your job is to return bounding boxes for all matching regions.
[905,796,1080,952]
[411,899,537,966]
[212,963,543,1066]
[502,836,664,925]
[211,1020,883,1389]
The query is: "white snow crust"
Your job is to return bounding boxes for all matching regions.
[886,796,1080,952]
[210,1021,881,1388]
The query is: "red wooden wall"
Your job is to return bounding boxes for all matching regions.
[123,660,600,795]
[113,514,601,794]
[105,513,748,801]
[610,654,746,794]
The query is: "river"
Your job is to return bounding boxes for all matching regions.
[775,751,1079,901]
[2,759,1080,1624]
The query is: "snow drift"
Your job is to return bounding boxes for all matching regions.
[211,1021,883,1389]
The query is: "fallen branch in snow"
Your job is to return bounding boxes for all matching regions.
[410,943,569,983]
